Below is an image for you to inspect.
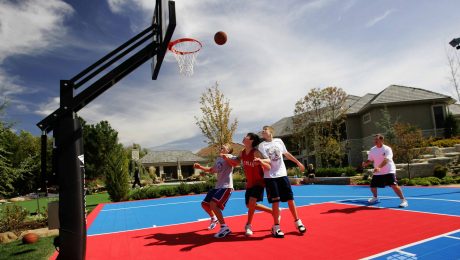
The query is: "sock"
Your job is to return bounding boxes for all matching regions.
[211,216,217,221]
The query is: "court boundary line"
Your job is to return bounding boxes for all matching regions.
[360,228,460,259]
[334,201,460,218]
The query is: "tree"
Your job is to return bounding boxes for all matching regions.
[195,82,238,147]
[293,86,348,167]
[391,123,426,179]
[444,112,458,138]
[105,143,130,202]
[81,119,119,180]
[446,47,460,102]
[374,106,398,144]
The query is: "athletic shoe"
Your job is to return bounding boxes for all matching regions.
[214,226,231,238]
[367,197,379,204]
[245,224,253,236]
[295,219,306,233]
[399,199,409,208]
[208,218,218,230]
[272,225,284,238]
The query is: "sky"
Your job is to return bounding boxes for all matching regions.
[1,0,459,152]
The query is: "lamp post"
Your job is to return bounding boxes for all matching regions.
[449,38,460,49]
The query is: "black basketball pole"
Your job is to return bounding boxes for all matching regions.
[55,81,86,260]
[37,2,176,259]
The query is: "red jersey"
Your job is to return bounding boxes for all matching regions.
[240,148,265,188]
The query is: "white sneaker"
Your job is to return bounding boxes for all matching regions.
[368,197,379,204]
[208,218,218,230]
[295,219,306,233]
[245,224,253,236]
[399,199,409,208]
[271,225,284,238]
[214,226,231,238]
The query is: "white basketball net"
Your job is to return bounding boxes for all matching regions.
[168,38,202,76]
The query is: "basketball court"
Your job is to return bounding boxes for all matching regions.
[58,185,460,259]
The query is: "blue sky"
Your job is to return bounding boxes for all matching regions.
[1,0,459,152]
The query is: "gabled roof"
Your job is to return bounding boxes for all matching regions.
[140,150,206,164]
[271,116,294,137]
[370,85,453,105]
[196,143,244,158]
[347,94,376,114]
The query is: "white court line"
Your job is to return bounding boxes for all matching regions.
[334,201,460,218]
[445,235,460,240]
[360,229,460,260]
[101,198,245,212]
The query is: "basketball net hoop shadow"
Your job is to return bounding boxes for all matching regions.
[168,38,202,76]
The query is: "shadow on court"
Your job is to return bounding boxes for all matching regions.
[138,228,273,251]
[321,205,382,214]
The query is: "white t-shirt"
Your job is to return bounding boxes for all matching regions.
[258,138,287,178]
[367,144,396,175]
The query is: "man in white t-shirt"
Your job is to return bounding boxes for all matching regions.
[258,126,307,238]
[362,134,408,208]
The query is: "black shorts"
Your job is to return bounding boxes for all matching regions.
[370,174,397,188]
[245,185,264,205]
[264,176,294,203]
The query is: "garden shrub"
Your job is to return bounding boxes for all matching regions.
[0,204,29,234]
[433,165,447,179]
[428,138,460,147]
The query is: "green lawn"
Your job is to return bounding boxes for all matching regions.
[0,235,57,260]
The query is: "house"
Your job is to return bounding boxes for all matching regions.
[196,142,245,159]
[139,150,207,180]
[271,85,458,167]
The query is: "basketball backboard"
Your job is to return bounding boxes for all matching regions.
[151,0,176,80]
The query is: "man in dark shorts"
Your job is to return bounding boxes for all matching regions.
[362,134,408,208]
[223,133,272,236]
[258,126,307,238]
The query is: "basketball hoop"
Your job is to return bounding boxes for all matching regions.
[168,38,202,76]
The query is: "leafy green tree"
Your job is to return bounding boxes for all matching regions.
[195,82,238,147]
[82,120,119,180]
[105,144,130,202]
[293,86,348,167]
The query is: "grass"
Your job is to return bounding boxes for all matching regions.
[0,235,57,260]
[1,192,111,217]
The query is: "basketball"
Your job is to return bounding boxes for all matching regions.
[214,31,227,45]
[22,233,39,244]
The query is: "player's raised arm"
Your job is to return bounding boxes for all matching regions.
[193,163,215,174]
[283,151,305,172]
[221,153,240,167]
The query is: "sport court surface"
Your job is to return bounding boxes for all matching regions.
[81,185,460,259]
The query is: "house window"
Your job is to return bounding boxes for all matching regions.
[432,105,445,129]
[362,113,371,124]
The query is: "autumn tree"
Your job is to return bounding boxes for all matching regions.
[391,123,426,179]
[293,86,348,167]
[195,82,238,148]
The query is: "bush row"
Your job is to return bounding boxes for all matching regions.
[129,179,246,201]
[427,138,460,147]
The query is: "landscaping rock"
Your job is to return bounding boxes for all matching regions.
[0,232,18,244]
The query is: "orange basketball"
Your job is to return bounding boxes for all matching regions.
[214,31,227,45]
[22,233,39,244]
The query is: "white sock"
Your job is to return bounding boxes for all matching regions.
[211,216,217,221]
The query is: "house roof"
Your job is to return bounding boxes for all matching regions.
[269,85,456,136]
[139,150,206,164]
[196,143,244,158]
[369,85,453,105]
[347,94,376,114]
[271,116,294,137]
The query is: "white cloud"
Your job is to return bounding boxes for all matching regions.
[0,0,73,61]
